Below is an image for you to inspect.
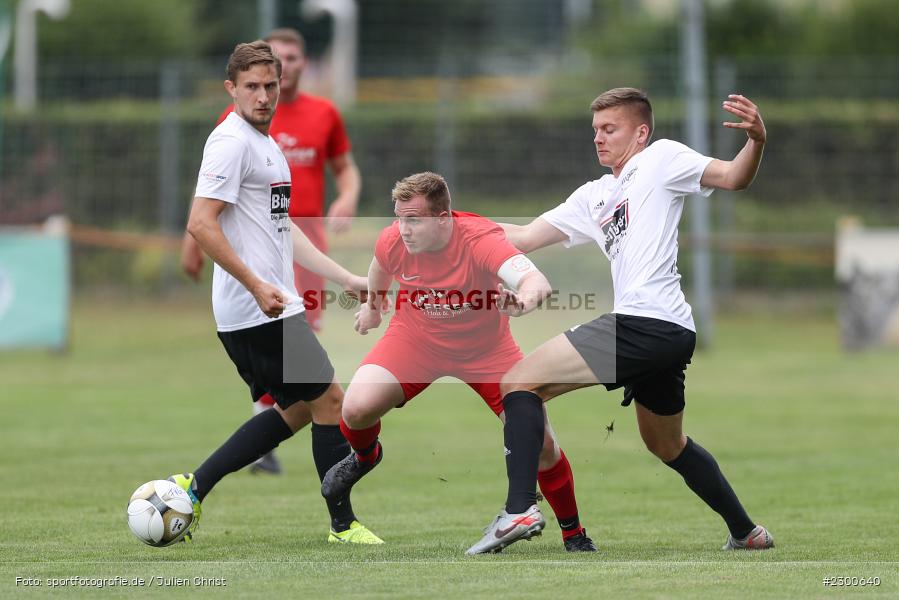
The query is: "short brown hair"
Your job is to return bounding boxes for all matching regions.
[265,28,306,53]
[391,172,451,215]
[590,87,654,138]
[226,40,282,83]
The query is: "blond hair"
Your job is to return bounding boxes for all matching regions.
[265,28,306,53]
[590,87,654,138]
[226,40,281,83]
[391,172,451,215]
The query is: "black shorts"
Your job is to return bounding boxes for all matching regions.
[217,312,335,409]
[564,313,696,416]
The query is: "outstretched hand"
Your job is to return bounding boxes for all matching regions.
[722,94,766,144]
[180,235,205,282]
[496,283,525,317]
[327,199,355,233]
[354,303,383,335]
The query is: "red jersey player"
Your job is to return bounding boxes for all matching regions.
[180,28,361,475]
[320,172,597,552]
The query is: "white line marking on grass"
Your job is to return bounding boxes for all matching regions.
[3,561,898,565]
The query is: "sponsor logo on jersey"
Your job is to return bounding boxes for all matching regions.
[275,132,317,165]
[405,288,476,319]
[600,198,629,258]
[270,182,291,232]
[281,147,317,165]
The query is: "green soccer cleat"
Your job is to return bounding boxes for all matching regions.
[327,521,384,545]
[167,473,202,543]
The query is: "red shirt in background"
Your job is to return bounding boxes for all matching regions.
[217,92,351,217]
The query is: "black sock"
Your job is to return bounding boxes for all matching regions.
[311,423,357,531]
[503,391,545,514]
[194,409,293,501]
[665,437,755,539]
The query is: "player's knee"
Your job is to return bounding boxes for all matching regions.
[499,371,536,397]
[641,434,684,462]
[340,394,376,428]
[278,402,312,434]
[538,433,560,469]
[308,384,343,423]
[499,374,518,397]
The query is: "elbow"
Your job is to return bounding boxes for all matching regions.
[186,218,200,239]
[514,237,536,254]
[186,215,208,241]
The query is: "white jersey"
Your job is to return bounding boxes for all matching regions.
[541,139,714,331]
[194,112,304,332]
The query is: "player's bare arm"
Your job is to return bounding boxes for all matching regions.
[180,230,205,282]
[326,152,361,233]
[188,196,287,318]
[700,94,766,191]
[355,256,392,335]
[290,220,366,296]
[496,255,552,317]
[500,217,569,253]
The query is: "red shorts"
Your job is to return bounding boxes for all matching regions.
[360,324,524,416]
[292,218,327,332]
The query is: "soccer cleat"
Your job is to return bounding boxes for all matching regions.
[248,451,283,475]
[321,443,382,501]
[167,473,202,543]
[465,504,545,555]
[328,521,385,545]
[563,529,597,552]
[722,525,774,550]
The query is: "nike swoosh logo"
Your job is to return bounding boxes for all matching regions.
[494,515,539,538]
[401,273,420,281]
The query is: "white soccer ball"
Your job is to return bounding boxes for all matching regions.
[126,479,194,547]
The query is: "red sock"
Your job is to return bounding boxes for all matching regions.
[339,419,381,464]
[537,450,583,540]
[257,393,276,407]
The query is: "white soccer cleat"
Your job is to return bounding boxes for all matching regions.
[722,525,774,550]
[465,504,545,555]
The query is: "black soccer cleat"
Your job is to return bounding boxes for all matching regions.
[248,451,283,475]
[564,529,598,552]
[321,443,382,500]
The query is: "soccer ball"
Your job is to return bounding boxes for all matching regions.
[126,480,194,546]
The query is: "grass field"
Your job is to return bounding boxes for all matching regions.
[1,296,897,598]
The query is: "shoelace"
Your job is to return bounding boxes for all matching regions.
[482,510,505,535]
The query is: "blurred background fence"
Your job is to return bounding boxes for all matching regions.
[1,0,897,300]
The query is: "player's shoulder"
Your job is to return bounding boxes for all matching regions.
[297,92,342,115]
[215,105,234,126]
[206,115,248,150]
[453,210,503,238]
[375,221,405,269]
[376,220,402,247]
[210,113,245,138]
[566,178,607,204]
[645,138,696,159]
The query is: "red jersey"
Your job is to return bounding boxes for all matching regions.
[374,211,521,358]
[217,92,351,218]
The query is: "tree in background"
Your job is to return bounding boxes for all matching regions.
[37,0,196,60]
